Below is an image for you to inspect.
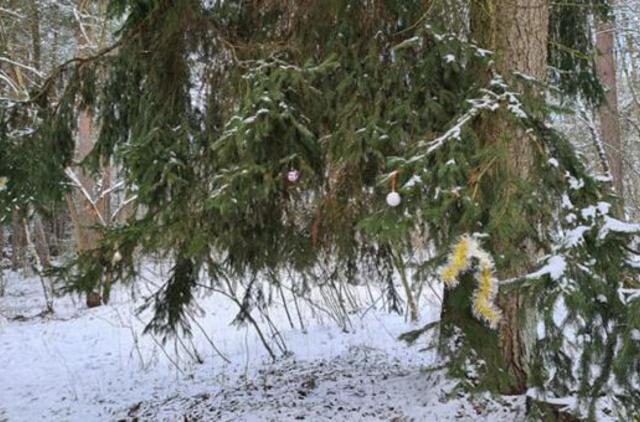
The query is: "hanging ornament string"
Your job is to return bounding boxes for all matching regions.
[386,170,401,207]
[439,235,502,329]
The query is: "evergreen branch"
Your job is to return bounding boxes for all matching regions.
[576,102,613,182]
[0,70,21,95]
[408,90,504,163]
[392,0,436,36]
[0,56,44,78]
[97,180,125,200]
[72,5,98,51]
[15,7,156,107]
[0,6,24,18]
[549,40,595,61]
[194,281,277,361]
[398,320,439,345]
[111,195,137,223]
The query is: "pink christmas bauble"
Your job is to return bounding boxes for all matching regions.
[287,170,300,183]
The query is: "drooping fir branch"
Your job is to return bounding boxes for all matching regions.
[548,0,611,105]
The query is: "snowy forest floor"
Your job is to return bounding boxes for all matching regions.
[0,266,527,421]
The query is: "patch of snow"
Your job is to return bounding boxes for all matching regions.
[526,256,566,281]
[513,71,536,81]
[566,173,585,191]
[526,389,576,414]
[403,175,422,189]
[125,347,525,421]
[618,288,640,304]
[0,267,526,421]
[552,297,568,328]
[563,226,589,247]
[537,321,546,340]
[598,216,640,239]
[473,47,492,57]
[581,205,598,220]
[595,175,613,183]
[443,54,456,63]
[561,193,573,210]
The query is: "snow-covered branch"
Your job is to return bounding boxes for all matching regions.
[64,167,106,227]
[0,57,44,78]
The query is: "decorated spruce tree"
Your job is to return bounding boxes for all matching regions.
[1,0,639,418]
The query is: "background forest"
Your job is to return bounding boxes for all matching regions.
[1,1,640,421]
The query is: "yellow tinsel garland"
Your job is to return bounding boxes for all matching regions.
[439,235,502,329]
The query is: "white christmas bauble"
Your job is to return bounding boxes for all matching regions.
[386,191,401,207]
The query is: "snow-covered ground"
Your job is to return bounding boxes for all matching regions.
[0,267,525,421]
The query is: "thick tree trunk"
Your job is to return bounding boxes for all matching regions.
[493,1,548,394]
[440,0,548,394]
[595,15,624,216]
[68,109,103,251]
[65,4,113,306]
[67,109,107,307]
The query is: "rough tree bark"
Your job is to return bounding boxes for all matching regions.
[67,109,103,250]
[67,109,107,308]
[491,0,548,395]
